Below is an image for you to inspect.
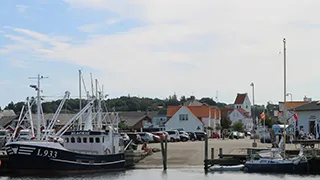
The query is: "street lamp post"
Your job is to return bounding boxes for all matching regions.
[250,82,257,147]
[286,93,292,102]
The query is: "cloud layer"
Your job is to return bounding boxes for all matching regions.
[2,0,320,104]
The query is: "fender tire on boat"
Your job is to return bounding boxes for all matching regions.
[105,148,111,154]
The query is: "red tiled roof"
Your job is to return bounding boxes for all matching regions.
[166,106,182,117]
[281,101,309,110]
[234,93,247,104]
[236,108,250,118]
[166,106,220,119]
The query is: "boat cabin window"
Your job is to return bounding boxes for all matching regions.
[102,136,104,143]
[95,137,100,143]
[71,137,75,143]
[77,137,81,143]
[65,138,69,143]
[83,137,87,143]
[89,137,94,143]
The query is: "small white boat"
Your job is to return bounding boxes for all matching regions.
[209,164,244,172]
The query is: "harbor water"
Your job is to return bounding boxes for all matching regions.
[0,168,318,180]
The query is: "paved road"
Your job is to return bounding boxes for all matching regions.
[135,138,298,168]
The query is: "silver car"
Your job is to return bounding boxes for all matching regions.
[137,132,154,142]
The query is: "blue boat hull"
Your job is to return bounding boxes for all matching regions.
[244,162,308,174]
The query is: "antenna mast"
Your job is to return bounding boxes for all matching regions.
[29,74,48,140]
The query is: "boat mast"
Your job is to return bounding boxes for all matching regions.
[96,79,102,129]
[79,69,82,130]
[29,74,48,140]
[283,38,287,159]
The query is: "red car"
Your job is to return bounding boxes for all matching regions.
[152,132,166,142]
[211,132,220,138]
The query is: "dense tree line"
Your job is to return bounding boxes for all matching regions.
[3,94,228,114]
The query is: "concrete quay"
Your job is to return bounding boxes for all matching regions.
[135,138,299,169]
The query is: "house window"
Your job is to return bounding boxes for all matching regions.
[179,114,188,121]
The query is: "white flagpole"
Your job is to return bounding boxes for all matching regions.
[263,117,266,143]
[316,120,319,139]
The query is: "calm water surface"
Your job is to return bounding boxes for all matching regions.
[0,168,319,180]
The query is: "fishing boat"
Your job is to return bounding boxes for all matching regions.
[5,73,126,175]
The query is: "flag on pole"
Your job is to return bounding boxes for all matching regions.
[293,111,299,121]
[260,112,266,121]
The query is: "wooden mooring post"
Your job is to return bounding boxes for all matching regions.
[219,148,223,159]
[211,148,214,160]
[160,136,167,170]
[204,134,209,173]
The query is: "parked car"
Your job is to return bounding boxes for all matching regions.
[166,130,180,142]
[162,131,171,141]
[238,132,245,139]
[194,131,207,141]
[18,129,33,141]
[211,132,220,139]
[260,132,271,143]
[120,133,130,142]
[0,129,10,148]
[152,132,166,141]
[137,132,154,143]
[126,132,143,144]
[179,131,190,141]
[229,131,239,139]
[151,134,161,143]
[187,132,197,141]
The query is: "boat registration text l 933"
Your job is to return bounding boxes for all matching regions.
[36,149,58,158]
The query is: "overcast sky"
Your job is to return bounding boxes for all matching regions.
[0,0,319,108]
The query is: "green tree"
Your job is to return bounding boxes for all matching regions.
[232,121,244,132]
[221,117,232,129]
[258,112,274,128]
[215,124,221,131]
[199,97,217,106]
[118,121,132,130]
[4,102,15,110]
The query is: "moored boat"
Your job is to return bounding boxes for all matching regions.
[5,73,126,175]
[209,164,244,172]
[244,148,308,174]
[6,130,125,174]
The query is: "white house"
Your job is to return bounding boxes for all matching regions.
[278,99,310,123]
[294,101,320,134]
[233,93,251,116]
[228,108,253,131]
[165,106,204,132]
[151,109,167,130]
